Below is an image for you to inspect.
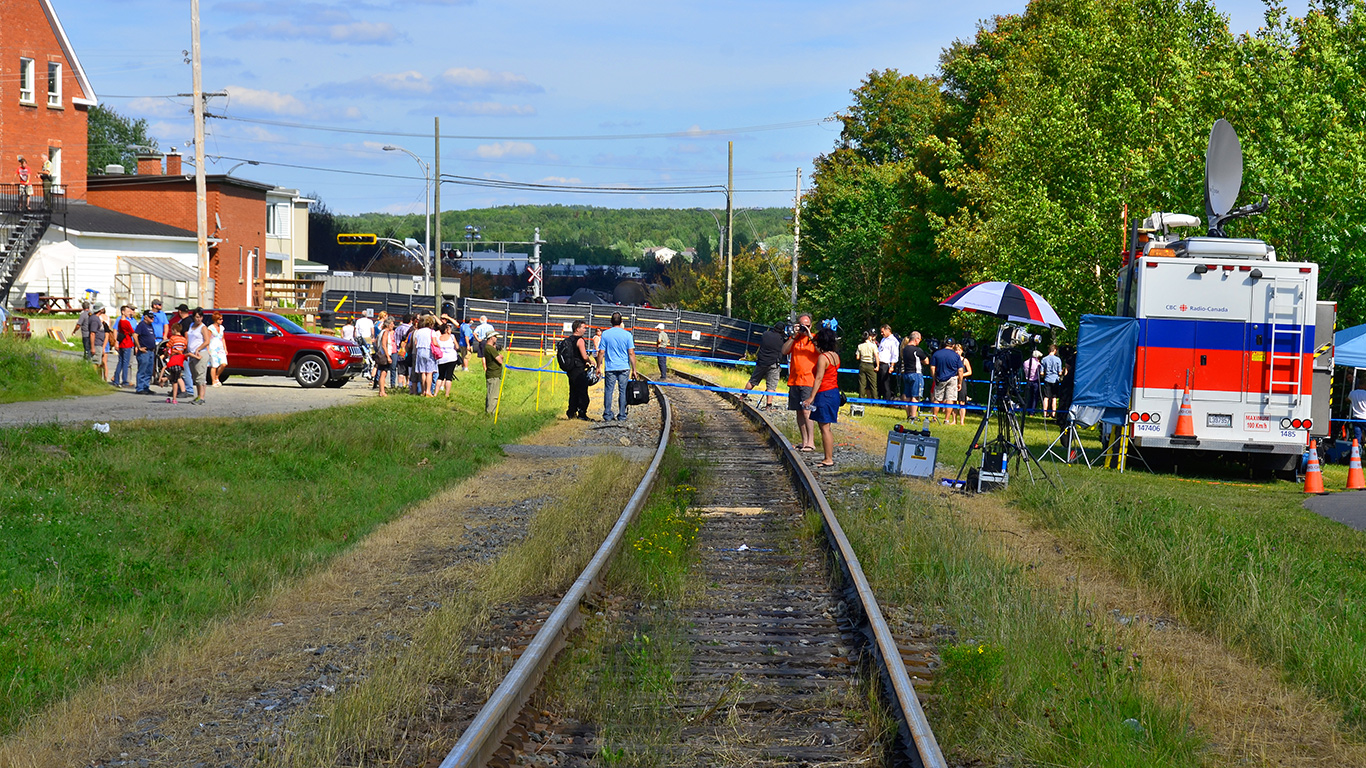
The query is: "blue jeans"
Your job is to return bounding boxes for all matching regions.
[602,370,630,421]
[136,350,154,391]
[182,364,195,397]
[115,348,133,386]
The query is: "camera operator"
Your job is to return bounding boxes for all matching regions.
[743,322,787,409]
[781,313,820,451]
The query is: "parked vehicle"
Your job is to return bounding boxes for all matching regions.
[211,310,363,388]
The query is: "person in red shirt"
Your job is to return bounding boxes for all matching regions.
[163,329,187,404]
[114,305,137,388]
[781,312,821,452]
[14,156,32,210]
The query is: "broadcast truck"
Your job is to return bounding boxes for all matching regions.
[1115,120,1335,474]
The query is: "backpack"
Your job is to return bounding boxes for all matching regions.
[556,335,579,372]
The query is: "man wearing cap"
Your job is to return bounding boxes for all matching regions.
[134,309,158,394]
[150,299,169,342]
[483,329,505,414]
[75,301,92,361]
[654,323,670,380]
[87,305,109,379]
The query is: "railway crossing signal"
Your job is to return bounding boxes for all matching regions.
[337,233,378,245]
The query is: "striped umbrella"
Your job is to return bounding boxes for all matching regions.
[940,281,1065,328]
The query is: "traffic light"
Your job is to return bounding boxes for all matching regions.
[337,233,378,245]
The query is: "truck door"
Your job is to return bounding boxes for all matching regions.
[1191,321,1242,402]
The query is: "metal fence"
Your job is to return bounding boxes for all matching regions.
[320,290,770,361]
[0,183,66,214]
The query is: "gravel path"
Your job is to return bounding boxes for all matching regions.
[0,377,372,427]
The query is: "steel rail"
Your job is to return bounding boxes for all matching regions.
[438,378,673,768]
[673,368,947,768]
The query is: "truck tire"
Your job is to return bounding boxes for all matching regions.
[324,377,350,389]
[294,355,328,388]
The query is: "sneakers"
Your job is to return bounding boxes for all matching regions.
[191,398,205,405]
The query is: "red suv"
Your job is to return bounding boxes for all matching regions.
[215,310,363,388]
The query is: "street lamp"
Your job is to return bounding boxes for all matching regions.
[224,160,259,176]
[693,207,723,263]
[383,145,431,285]
[463,225,481,273]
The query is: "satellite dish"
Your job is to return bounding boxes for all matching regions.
[1204,119,1243,235]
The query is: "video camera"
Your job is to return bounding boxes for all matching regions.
[996,323,1041,349]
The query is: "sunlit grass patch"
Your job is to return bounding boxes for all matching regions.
[0,334,109,403]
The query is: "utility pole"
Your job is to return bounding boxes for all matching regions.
[791,168,801,323]
[725,140,734,317]
[433,116,442,313]
[190,0,209,303]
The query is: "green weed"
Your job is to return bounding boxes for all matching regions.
[1016,469,1366,731]
[0,335,109,403]
[0,369,554,734]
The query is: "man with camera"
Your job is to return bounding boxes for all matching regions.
[744,323,787,409]
[782,313,820,451]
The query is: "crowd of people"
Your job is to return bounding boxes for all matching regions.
[72,300,227,405]
[346,310,507,412]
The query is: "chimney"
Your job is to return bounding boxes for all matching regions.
[136,153,163,176]
[165,148,182,176]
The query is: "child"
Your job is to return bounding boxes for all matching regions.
[164,329,187,404]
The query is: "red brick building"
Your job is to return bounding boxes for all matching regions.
[87,152,273,308]
[0,0,96,200]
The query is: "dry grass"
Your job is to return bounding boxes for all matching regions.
[273,452,644,767]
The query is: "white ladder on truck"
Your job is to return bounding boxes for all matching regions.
[1267,278,1305,405]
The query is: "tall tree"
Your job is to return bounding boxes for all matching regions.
[87,105,157,175]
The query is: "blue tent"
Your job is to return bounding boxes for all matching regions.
[1335,324,1366,369]
[1071,314,1140,426]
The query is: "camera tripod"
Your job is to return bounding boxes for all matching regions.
[952,331,1054,489]
[1040,414,1094,468]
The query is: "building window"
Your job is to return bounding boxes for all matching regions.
[47,62,61,107]
[267,202,291,238]
[19,58,35,103]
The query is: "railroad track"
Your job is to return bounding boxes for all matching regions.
[438,375,944,768]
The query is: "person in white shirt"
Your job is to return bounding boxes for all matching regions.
[474,315,496,361]
[340,318,355,341]
[876,325,900,401]
[1349,373,1366,446]
[354,310,376,379]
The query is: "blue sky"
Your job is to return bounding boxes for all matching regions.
[61,0,1305,217]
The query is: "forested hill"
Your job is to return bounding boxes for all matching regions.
[314,205,791,268]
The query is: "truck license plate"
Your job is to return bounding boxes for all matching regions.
[1206,413,1233,428]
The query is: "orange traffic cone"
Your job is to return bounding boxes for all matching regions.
[1173,387,1196,438]
[1347,439,1366,491]
[1304,441,1326,495]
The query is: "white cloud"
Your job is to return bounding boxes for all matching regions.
[226,19,406,45]
[224,85,309,116]
[127,97,188,119]
[539,176,581,184]
[440,68,543,94]
[475,141,537,159]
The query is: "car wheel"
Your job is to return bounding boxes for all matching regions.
[324,377,350,389]
[295,355,328,388]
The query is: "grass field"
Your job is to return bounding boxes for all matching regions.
[0,334,109,403]
[0,358,556,735]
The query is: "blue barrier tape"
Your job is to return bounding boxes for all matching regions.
[648,378,986,412]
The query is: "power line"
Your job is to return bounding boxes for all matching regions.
[204,112,830,142]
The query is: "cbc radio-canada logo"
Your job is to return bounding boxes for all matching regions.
[1165,304,1190,312]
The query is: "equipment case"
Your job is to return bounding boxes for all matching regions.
[884,429,938,478]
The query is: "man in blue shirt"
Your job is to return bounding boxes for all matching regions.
[596,312,637,422]
[928,341,965,423]
[134,309,159,394]
[458,318,474,371]
[150,299,169,342]
[1040,344,1065,418]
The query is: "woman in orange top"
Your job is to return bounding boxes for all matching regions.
[802,327,842,468]
[782,313,821,451]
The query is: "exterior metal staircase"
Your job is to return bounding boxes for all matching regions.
[0,183,62,307]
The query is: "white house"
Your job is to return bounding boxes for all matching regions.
[12,201,204,310]
[644,246,677,264]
